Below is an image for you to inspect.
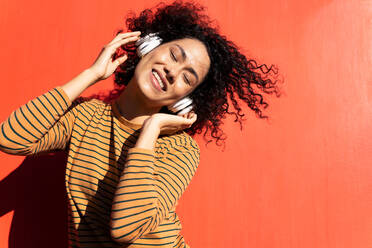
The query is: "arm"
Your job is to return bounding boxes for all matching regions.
[0,69,98,155]
[60,68,98,103]
[0,31,141,156]
[0,30,142,156]
[110,118,200,244]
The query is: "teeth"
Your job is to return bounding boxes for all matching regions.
[152,71,165,90]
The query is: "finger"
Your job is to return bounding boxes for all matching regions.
[112,30,141,40]
[181,114,197,124]
[190,113,197,122]
[113,54,128,66]
[183,111,193,119]
[118,30,141,37]
[179,113,192,121]
[181,115,196,129]
[108,31,141,46]
[184,114,197,128]
[188,111,195,119]
[109,35,141,50]
[104,36,140,57]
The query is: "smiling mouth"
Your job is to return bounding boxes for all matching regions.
[152,69,167,91]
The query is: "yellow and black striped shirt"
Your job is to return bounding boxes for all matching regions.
[0,86,199,247]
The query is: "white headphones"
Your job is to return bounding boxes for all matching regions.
[135,32,194,116]
[135,32,163,58]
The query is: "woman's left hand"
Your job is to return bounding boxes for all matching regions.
[144,112,197,136]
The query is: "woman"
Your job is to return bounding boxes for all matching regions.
[0,1,281,247]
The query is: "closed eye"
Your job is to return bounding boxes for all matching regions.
[170,49,177,61]
[183,74,191,85]
[170,48,191,85]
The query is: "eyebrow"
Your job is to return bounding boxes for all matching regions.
[175,43,199,83]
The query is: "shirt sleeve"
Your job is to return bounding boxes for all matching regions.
[110,134,200,244]
[0,86,79,156]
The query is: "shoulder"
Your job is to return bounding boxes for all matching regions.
[68,97,109,115]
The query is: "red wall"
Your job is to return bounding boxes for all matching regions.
[1,0,371,247]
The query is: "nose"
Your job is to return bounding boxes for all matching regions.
[164,66,175,84]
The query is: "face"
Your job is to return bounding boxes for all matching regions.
[133,37,211,107]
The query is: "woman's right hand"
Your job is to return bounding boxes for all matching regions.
[88,31,141,82]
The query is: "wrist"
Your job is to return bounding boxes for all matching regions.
[135,120,161,150]
[143,117,161,133]
[85,67,101,83]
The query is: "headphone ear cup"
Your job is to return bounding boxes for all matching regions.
[168,97,193,114]
[136,33,163,57]
[177,105,194,116]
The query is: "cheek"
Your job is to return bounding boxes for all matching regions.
[134,58,152,80]
[145,47,166,62]
[172,82,193,98]
[134,50,163,76]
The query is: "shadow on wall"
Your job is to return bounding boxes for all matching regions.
[0,151,68,248]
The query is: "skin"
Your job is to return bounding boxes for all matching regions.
[89,31,211,150]
[117,36,210,126]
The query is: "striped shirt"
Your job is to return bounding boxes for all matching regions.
[0,86,200,247]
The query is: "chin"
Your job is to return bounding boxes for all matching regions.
[135,76,165,106]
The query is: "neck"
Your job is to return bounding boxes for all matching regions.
[116,78,162,125]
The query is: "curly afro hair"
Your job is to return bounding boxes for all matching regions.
[98,0,283,146]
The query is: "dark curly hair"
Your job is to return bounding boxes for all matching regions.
[94,0,283,146]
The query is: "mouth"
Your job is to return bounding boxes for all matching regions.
[151,69,167,92]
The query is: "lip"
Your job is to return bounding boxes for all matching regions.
[149,70,163,92]
[152,69,168,91]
